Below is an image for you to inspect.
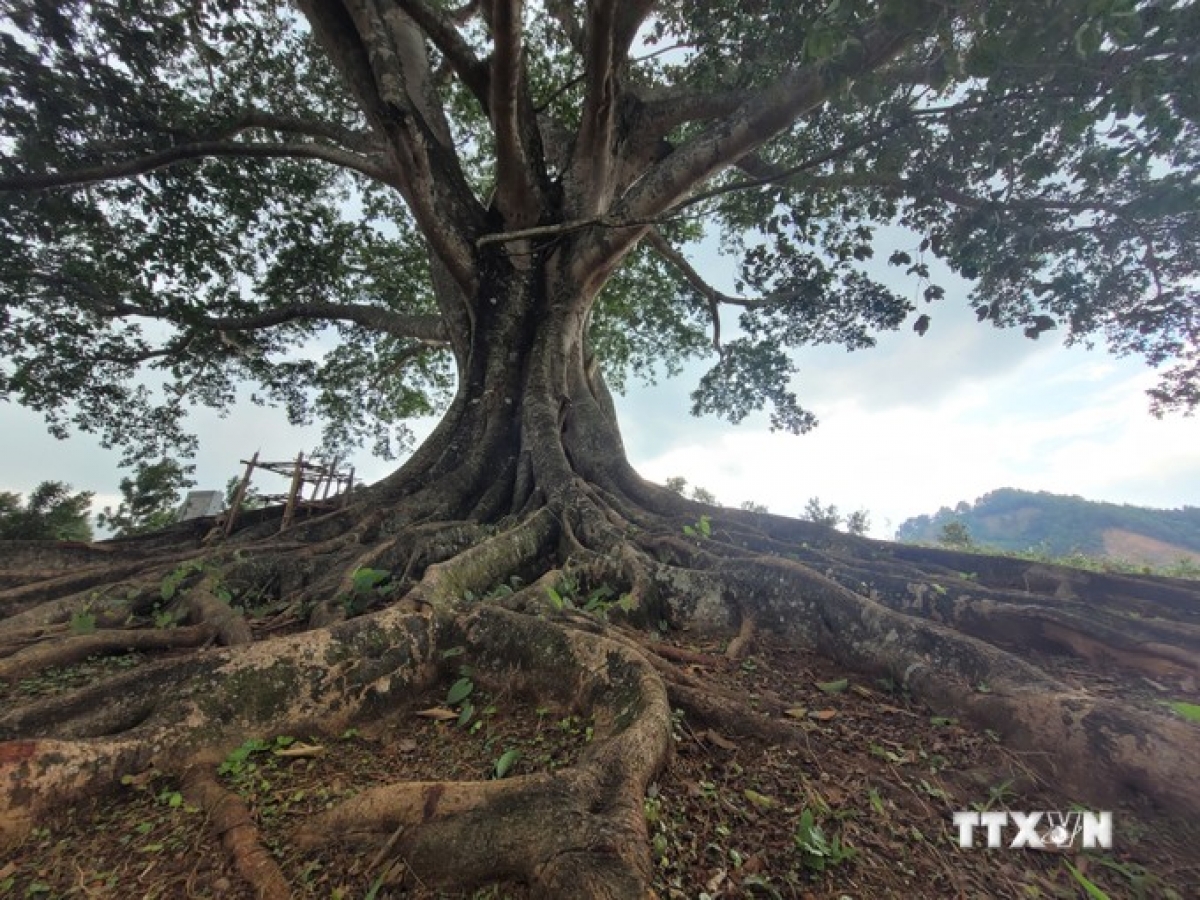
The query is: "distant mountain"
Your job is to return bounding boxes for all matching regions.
[895,489,1200,566]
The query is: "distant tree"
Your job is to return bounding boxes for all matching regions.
[845,509,872,537]
[0,482,93,541]
[802,497,842,528]
[97,460,195,537]
[665,476,718,505]
[938,520,975,549]
[224,476,267,513]
[740,500,770,514]
[664,477,689,496]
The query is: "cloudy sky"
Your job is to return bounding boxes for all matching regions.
[2,237,1197,540]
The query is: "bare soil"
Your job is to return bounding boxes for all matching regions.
[3,629,1196,900]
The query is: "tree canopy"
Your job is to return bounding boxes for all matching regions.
[4,4,1200,892]
[0,480,93,541]
[95,458,195,537]
[1,0,1197,464]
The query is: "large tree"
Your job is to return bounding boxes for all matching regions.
[1,0,1199,895]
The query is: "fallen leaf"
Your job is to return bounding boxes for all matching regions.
[816,678,849,694]
[415,707,458,721]
[784,707,808,719]
[274,742,325,759]
[744,789,776,809]
[705,868,728,893]
[809,709,838,721]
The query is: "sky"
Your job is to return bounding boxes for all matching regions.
[2,237,1197,541]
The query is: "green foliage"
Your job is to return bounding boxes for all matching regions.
[97,460,195,538]
[682,515,712,539]
[340,567,393,617]
[218,735,294,779]
[793,808,855,872]
[544,576,628,619]
[1165,700,1200,723]
[68,609,96,635]
[844,509,871,537]
[1,0,1198,461]
[938,520,976,550]
[0,481,93,541]
[446,677,475,706]
[802,497,842,529]
[899,489,1200,562]
[1064,859,1112,900]
[160,562,202,602]
[223,476,266,513]
[492,748,520,780]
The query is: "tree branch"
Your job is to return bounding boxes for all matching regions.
[565,0,620,215]
[28,268,450,344]
[645,228,804,313]
[545,0,583,52]
[395,0,490,108]
[644,229,722,353]
[208,303,450,343]
[217,110,380,154]
[590,6,941,264]
[0,140,392,193]
[299,0,485,292]
[488,0,542,224]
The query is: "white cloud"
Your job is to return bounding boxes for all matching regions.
[628,344,1200,537]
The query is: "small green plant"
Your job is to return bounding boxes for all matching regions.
[160,562,203,602]
[682,514,712,539]
[69,609,96,635]
[1064,859,1112,900]
[340,567,393,616]
[793,808,855,872]
[1165,700,1200,722]
[971,779,1016,812]
[218,735,294,779]
[151,604,176,628]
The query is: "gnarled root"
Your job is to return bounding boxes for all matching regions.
[296,606,672,898]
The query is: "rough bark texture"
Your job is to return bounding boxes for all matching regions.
[1,260,1198,897]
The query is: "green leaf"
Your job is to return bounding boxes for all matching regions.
[1065,859,1112,900]
[493,748,521,779]
[1166,700,1200,723]
[457,700,475,728]
[816,678,848,694]
[546,586,564,610]
[446,677,474,705]
[69,610,97,635]
[351,567,390,593]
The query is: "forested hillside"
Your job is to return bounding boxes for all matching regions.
[896,489,1200,564]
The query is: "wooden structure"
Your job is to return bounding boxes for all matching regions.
[223,452,355,536]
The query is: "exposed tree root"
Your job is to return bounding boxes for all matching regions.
[1,477,1197,896]
[182,763,292,900]
[294,607,671,898]
[0,623,216,681]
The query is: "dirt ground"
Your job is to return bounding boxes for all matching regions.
[2,629,1197,899]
